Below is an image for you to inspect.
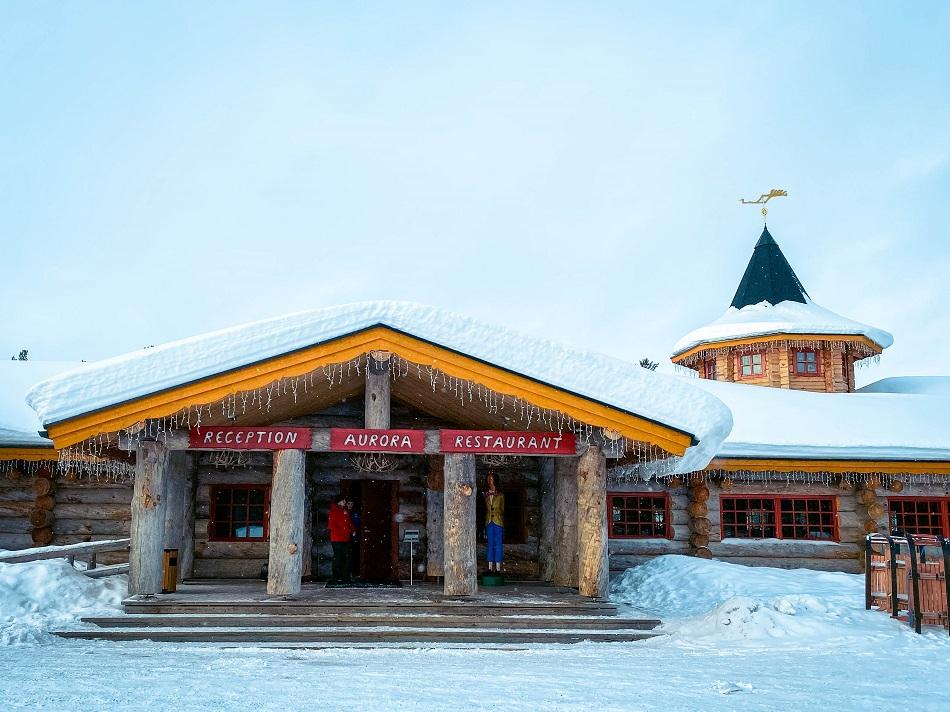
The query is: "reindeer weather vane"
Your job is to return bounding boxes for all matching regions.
[739,188,787,221]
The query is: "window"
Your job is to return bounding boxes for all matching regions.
[739,352,764,377]
[609,493,671,539]
[703,360,718,380]
[793,349,820,375]
[210,485,270,541]
[888,498,950,537]
[721,496,838,541]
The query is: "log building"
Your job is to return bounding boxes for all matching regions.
[2,228,949,597]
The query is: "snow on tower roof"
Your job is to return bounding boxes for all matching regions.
[26,302,733,473]
[672,298,895,358]
[687,377,950,462]
[0,361,81,448]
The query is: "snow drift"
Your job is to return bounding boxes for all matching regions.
[610,555,949,646]
[0,558,125,645]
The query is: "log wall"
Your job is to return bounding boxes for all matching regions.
[704,344,853,393]
[607,480,690,572]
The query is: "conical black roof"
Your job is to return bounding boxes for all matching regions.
[730,227,808,309]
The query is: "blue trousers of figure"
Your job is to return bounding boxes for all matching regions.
[486,522,503,563]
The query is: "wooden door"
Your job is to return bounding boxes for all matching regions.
[358,480,398,582]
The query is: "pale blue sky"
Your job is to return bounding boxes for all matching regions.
[2,2,948,385]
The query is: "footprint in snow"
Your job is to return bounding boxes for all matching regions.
[713,681,754,695]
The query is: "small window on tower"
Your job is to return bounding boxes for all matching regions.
[740,353,763,376]
[795,349,820,375]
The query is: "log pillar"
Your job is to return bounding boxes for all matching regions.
[267,449,306,596]
[552,456,579,587]
[178,456,196,581]
[162,452,189,552]
[538,457,556,582]
[364,352,391,429]
[442,453,477,596]
[577,445,608,598]
[129,440,170,596]
[426,456,445,578]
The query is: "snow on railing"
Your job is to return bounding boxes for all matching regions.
[0,538,130,578]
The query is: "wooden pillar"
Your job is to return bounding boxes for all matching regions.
[538,457,556,582]
[442,453,477,596]
[426,456,444,578]
[302,476,313,578]
[267,449,306,596]
[577,445,608,598]
[364,352,391,429]
[552,456,579,587]
[178,456,196,581]
[162,452,189,552]
[129,440,170,596]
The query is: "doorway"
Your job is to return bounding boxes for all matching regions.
[343,479,398,583]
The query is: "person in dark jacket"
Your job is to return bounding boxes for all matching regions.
[328,496,355,583]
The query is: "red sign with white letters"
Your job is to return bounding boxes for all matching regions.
[330,428,426,453]
[189,426,310,450]
[440,430,576,455]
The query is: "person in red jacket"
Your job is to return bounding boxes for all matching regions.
[328,496,355,584]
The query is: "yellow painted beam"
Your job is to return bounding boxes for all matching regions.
[671,333,881,364]
[45,327,695,456]
[709,457,950,475]
[0,447,59,462]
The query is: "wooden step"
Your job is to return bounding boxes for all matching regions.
[54,627,661,644]
[122,602,619,617]
[83,614,660,631]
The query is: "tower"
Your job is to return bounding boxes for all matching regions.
[671,226,893,392]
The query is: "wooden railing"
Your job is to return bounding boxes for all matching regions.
[865,533,950,634]
[0,538,131,578]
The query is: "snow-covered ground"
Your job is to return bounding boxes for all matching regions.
[2,555,949,711]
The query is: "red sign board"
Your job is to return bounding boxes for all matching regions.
[440,430,576,455]
[330,428,426,453]
[189,426,310,450]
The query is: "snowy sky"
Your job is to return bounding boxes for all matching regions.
[2,2,948,387]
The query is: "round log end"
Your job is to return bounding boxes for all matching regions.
[686,501,709,518]
[689,484,710,502]
[862,519,879,534]
[31,526,54,546]
[867,503,885,519]
[888,480,904,493]
[689,517,712,536]
[29,508,54,527]
[35,494,56,511]
[692,546,713,559]
[689,532,709,548]
[32,477,54,497]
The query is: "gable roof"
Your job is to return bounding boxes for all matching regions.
[731,226,808,309]
[26,302,733,473]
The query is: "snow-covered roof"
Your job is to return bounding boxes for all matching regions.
[26,302,733,473]
[687,377,950,462]
[0,361,80,448]
[857,376,950,397]
[672,298,894,358]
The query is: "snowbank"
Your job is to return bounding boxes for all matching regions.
[26,301,733,474]
[0,558,125,645]
[858,376,950,396]
[673,298,893,357]
[0,361,79,447]
[687,377,950,461]
[610,555,946,646]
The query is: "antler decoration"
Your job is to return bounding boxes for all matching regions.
[739,188,787,219]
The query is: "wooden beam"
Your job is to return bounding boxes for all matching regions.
[442,453,477,596]
[267,449,306,595]
[426,456,444,578]
[162,452,188,554]
[577,445,607,598]
[538,457,556,582]
[364,353,392,429]
[129,440,169,596]
[552,456,579,588]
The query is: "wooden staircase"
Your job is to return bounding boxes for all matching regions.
[56,599,662,645]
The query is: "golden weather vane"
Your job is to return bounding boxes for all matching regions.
[739,188,787,221]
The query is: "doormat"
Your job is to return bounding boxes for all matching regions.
[324,580,403,589]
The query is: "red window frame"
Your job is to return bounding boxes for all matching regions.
[737,351,766,379]
[209,484,271,542]
[608,492,672,539]
[791,348,822,376]
[720,495,839,541]
[703,359,718,380]
[888,497,950,537]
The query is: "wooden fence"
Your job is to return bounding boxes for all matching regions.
[0,538,130,578]
[865,533,950,634]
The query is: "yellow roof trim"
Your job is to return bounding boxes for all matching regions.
[45,327,694,456]
[671,332,881,365]
[0,447,59,462]
[708,457,950,475]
